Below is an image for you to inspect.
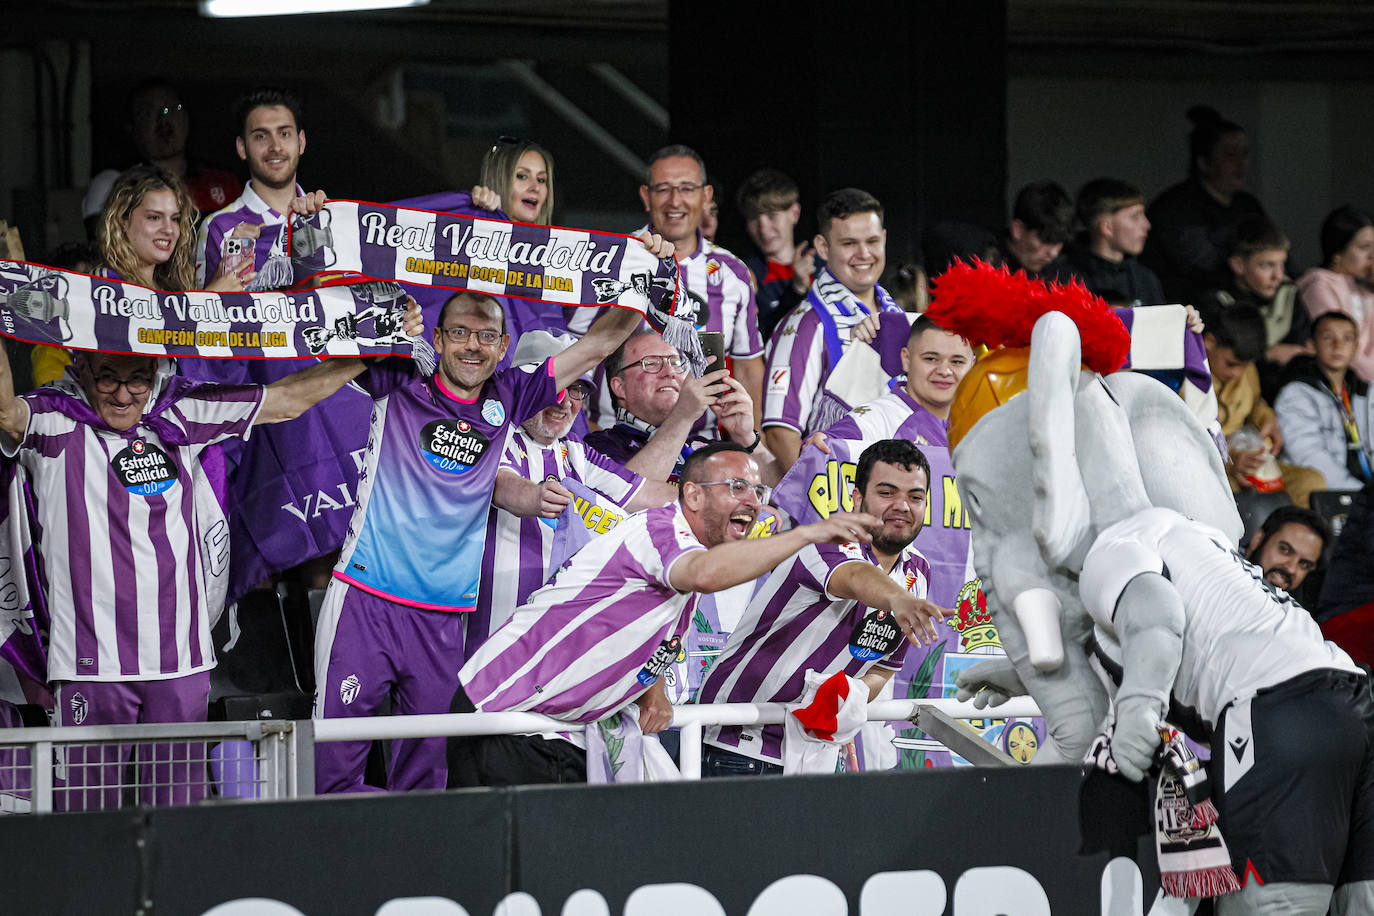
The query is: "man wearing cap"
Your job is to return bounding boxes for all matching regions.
[468,330,678,657]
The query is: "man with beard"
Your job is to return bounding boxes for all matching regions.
[448,442,885,786]
[1246,505,1329,593]
[469,331,678,656]
[696,439,953,776]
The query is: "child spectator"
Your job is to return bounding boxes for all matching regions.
[736,169,814,340]
[1204,305,1326,506]
[1275,312,1373,492]
[1201,214,1311,399]
[1057,178,1165,305]
[1298,205,1374,381]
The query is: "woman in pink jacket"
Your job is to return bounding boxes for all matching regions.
[1299,205,1374,380]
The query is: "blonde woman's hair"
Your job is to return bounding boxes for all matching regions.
[98,164,198,291]
[478,138,554,225]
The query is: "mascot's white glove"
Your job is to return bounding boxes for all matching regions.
[954,657,1027,709]
[1111,692,1165,782]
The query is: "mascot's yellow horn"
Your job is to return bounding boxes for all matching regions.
[947,346,1032,452]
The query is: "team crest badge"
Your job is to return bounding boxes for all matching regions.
[340,674,361,706]
[706,259,722,286]
[69,691,88,725]
[481,399,505,425]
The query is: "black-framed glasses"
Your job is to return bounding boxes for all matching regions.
[440,326,503,346]
[697,478,770,503]
[647,182,703,197]
[565,381,594,402]
[90,373,153,395]
[620,354,687,376]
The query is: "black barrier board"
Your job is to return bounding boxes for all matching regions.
[0,809,143,915]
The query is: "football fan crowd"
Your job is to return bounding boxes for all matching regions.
[4,81,1374,808]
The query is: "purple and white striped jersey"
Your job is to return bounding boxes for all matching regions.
[3,378,264,682]
[459,502,705,723]
[467,429,643,650]
[698,538,929,764]
[195,181,303,290]
[334,360,558,611]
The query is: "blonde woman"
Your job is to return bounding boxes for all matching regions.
[471,136,553,224]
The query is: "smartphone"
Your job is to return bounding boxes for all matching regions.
[697,330,726,371]
[222,236,255,275]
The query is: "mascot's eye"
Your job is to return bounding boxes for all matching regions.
[967,491,981,510]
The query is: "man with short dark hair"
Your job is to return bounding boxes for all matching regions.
[196,86,319,290]
[1057,178,1165,305]
[314,237,665,794]
[1002,181,1073,277]
[737,168,815,340]
[448,441,890,786]
[763,188,908,469]
[1246,505,1329,593]
[698,439,952,776]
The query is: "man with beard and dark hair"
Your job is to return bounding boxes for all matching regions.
[696,439,954,776]
[1246,505,1329,593]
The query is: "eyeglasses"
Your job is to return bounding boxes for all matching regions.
[565,381,593,402]
[697,478,771,504]
[90,373,153,395]
[620,354,687,376]
[440,326,503,346]
[647,182,704,197]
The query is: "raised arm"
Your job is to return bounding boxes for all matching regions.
[551,231,674,389]
[620,368,729,481]
[668,510,877,594]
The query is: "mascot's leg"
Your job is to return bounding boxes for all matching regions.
[1214,881,1333,915]
[1331,879,1374,915]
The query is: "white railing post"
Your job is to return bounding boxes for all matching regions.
[32,741,52,814]
[677,721,703,781]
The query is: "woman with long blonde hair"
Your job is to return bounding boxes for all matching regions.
[473,137,554,225]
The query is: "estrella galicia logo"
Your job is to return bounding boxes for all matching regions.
[848,608,903,661]
[419,419,489,474]
[480,398,505,426]
[69,691,88,725]
[685,289,709,329]
[636,635,682,686]
[112,438,178,495]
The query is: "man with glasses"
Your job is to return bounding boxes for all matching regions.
[314,260,662,793]
[467,331,678,656]
[697,439,952,776]
[586,329,780,485]
[0,302,421,809]
[448,441,884,787]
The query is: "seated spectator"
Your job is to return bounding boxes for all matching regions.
[1316,481,1374,666]
[584,330,780,484]
[83,78,241,239]
[1245,505,1330,594]
[1297,205,1374,381]
[763,188,907,468]
[1200,214,1310,401]
[446,442,884,787]
[702,187,720,242]
[1204,305,1325,506]
[697,440,951,777]
[471,331,676,655]
[1275,312,1373,492]
[736,169,815,341]
[888,262,928,313]
[1056,178,1164,305]
[1142,105,1269,305]
[1001,180,1073,279]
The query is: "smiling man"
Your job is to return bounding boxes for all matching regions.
[447,441,887,787]
[763,188,908,469]
[697,439,953,776]
[1245,506,1329,593]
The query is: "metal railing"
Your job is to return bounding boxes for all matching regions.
[0,697,1040,811]
[0,720,309,813]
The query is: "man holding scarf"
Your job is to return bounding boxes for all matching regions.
[0,300,421,810]
[763,188,908,470]
[314,234,672,795]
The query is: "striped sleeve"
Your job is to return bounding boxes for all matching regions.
[161,381,265,445]
[638,504,706,590]
[725,258,764,359]
[763,308,824,433]
[572,441,643,505]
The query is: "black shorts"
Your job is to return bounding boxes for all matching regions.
[1211,668,1374,886]
[446,683,586,788]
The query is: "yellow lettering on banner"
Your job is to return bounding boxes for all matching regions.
[405,257,418,272]
[529,274,542,289]
[943,475,969,529]
[583,506,603,529]
[595,510,619,534]
[266,332,288,347]
[546,276,572,292]
[806,460,857,518]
